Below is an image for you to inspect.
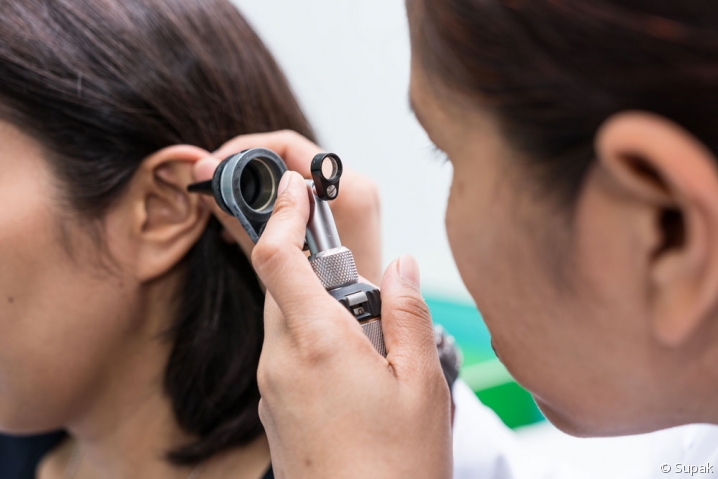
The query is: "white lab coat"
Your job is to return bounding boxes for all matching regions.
[451,380,718,479]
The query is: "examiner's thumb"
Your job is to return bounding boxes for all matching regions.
[380,255,437,367]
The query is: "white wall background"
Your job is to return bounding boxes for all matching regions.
[232,0,471,302]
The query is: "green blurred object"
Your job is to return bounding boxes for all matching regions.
[425,295,545,429]
[476,378,545,428]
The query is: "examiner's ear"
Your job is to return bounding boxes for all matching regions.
[120,145,212,281]
[595,111,718,347]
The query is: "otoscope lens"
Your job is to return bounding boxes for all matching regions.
[240,165,260,206]
[239,159,275,212]
[321,156,339,181]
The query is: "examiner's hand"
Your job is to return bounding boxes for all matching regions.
[193,130,382,285]
[252,171,453,479]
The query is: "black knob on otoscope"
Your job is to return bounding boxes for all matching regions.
[311,153,343,201]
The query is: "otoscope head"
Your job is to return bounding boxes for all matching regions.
[187,148,287,243]
[188,149,345,245]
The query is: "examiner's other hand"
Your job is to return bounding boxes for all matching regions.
[192,130,382,285]
[252,171,453,479]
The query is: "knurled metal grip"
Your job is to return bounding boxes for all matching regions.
[310,247,359,290]
[361,319,387,357]
[311,247,387,357]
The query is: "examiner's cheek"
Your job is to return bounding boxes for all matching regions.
[444,197,479,287]
[443,196,463,258]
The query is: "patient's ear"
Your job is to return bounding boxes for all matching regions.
[109,145,212,282]
[594,112,718,347]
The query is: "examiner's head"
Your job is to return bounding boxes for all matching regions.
[408,0,718,436]
[0,0,312,465]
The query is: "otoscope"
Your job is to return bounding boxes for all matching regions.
[187,148,386,357]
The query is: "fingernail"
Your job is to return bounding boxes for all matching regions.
[278,171,292,196]
[398,255,420,289]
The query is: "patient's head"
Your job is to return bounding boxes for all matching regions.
[0,0,312,464]
[408,0,718,436]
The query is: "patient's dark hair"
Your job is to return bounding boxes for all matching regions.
[416,0,718,202]
[0,0,314,465]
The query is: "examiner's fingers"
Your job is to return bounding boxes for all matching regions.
[193,155,220,183]
[380,256,438,371]
[213,130,321,177]
[251,171,339,325]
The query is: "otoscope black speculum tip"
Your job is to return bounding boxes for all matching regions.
[187,180,213,195]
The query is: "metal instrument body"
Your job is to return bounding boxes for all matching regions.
[187,149,387,356]
[306,174,386,356]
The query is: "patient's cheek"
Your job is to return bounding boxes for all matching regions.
[0,185,130,432]
[0,183,56,333]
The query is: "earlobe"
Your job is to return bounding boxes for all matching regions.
[132,145,213,281]
[595,112,718,347]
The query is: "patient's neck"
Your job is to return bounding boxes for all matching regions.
[38,276,270,479]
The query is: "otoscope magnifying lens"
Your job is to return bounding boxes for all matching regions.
[321,156,339,181]
[239,158,276,212]
[240,166,260,206]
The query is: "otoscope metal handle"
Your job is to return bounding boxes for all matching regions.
[310,247,358,290]
[306,153,387,356]
[310,246,387,357]
[360,319,387,357]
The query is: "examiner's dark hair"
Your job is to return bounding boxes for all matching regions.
[416,0,718,201]
[0,0,315,465]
